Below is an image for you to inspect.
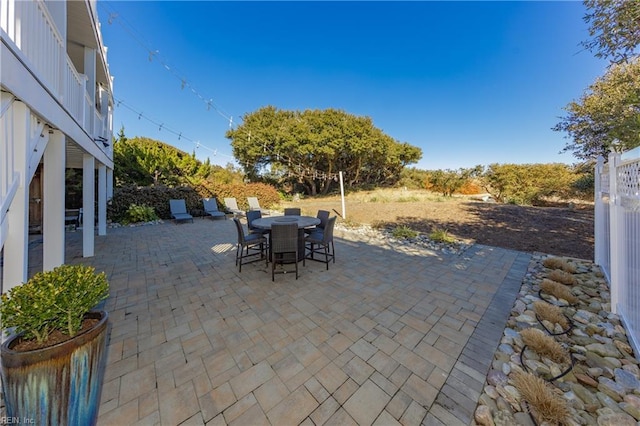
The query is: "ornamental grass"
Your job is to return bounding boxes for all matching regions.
[512,370,570,425]
[547,269,578,286]
[520,328,569,364]
[533,301,569,330]
[543,257,577,274]
[540,279,579,305]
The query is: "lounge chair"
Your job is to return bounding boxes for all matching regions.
[169,199,193,223]
[224,197,245,217]
[203,197,226,220]
[247,197,270,215]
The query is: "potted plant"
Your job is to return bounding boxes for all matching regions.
[0,264,109,425]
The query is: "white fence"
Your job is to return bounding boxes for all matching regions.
[595,148,640,357]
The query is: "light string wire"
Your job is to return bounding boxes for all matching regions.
[101,2,340,182]
[114,97,235,160]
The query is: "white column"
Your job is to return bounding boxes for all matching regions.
[42,129,66,270]
[3,101,29,290]
[82,154,95,257]
[98,163,106,236]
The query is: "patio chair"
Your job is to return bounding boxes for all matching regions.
[202,197,226,220]
[232,217,268,272]
[316,210,330,230]
[305,216,336,270]
[224,197,245,217]
[247,197,270,215]
[270,222,299,281]
[246,210,269,236]
[284,207,301,216]
[169,199,193,223]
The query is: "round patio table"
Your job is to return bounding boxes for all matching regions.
[252,215,321,261]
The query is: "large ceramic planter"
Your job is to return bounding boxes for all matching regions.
[1,311,109,426]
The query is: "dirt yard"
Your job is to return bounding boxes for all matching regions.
[281,189,594,260]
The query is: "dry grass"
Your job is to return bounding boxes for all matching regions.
[533,301,569,329]
[540,279,579,304]
[512,370,570,425]
[543,257,577,274]
[520,328,569,364]
[547,269,578,286]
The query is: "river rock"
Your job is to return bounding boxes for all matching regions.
[487,369,508,387]
[596,410,637,426]
[474,405,494,426]
[596,392,623,412]
[512,412,535,426]
[575,372,599,388]
[586,343,621,358]
[614,368,640,392]
[571,383,601,412]
[498,343,514,355]
[493,410,515,426]
[597,377,625,402]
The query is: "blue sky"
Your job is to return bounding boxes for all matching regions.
[99,1,607,171]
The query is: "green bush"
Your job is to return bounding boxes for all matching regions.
[392,225,418,239]
[429,228,456,243]
[108,182,281,222]
[483,163,581,205]
[0,265,109,343]
[121,204,158,225]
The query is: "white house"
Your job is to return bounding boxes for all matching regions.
[1,0,114,294]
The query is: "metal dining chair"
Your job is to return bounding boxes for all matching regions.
[270,222,299,281]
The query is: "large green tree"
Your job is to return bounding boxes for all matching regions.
[582,0,640,63]
[113,130,213,187]
[226,106,422,195]
[553,58,640,160]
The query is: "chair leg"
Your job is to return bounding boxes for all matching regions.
[324,244,329,270]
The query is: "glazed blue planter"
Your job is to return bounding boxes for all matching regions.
[1,311,109,426]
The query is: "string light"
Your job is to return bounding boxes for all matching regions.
[114,98,234,160]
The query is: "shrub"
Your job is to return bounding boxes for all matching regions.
[392,225,418,239]
[0,265,109,344]
[543,257,577,274]
[512,371,569,424]
[540,279,578,304]
[429,228,456,243]
[482,163,581,205]
[547,269,578,286]
[520,328,569,364]
[533,301,569,329]
[121,204,158,225]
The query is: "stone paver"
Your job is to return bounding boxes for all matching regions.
[13,218,530,425]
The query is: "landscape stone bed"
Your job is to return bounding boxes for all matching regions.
[474,254,640,426]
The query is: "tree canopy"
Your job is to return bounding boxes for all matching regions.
[553,58,640,160]
[582,0,640,63]
[226,106,422,195]
[113,129,242,187]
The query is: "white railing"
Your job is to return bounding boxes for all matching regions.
[1,0,111,156]
[2,0,64,98]
[595,148,640,358]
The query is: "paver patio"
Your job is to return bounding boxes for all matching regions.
[16,217,530,425]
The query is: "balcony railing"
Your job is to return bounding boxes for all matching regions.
[1,0,110,153]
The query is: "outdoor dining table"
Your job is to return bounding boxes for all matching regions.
[252,215,321,261]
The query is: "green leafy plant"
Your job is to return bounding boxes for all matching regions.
[122,204,158,224]
[429,228,456,243]
[392,225,418,239]
[0,265,109,344]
